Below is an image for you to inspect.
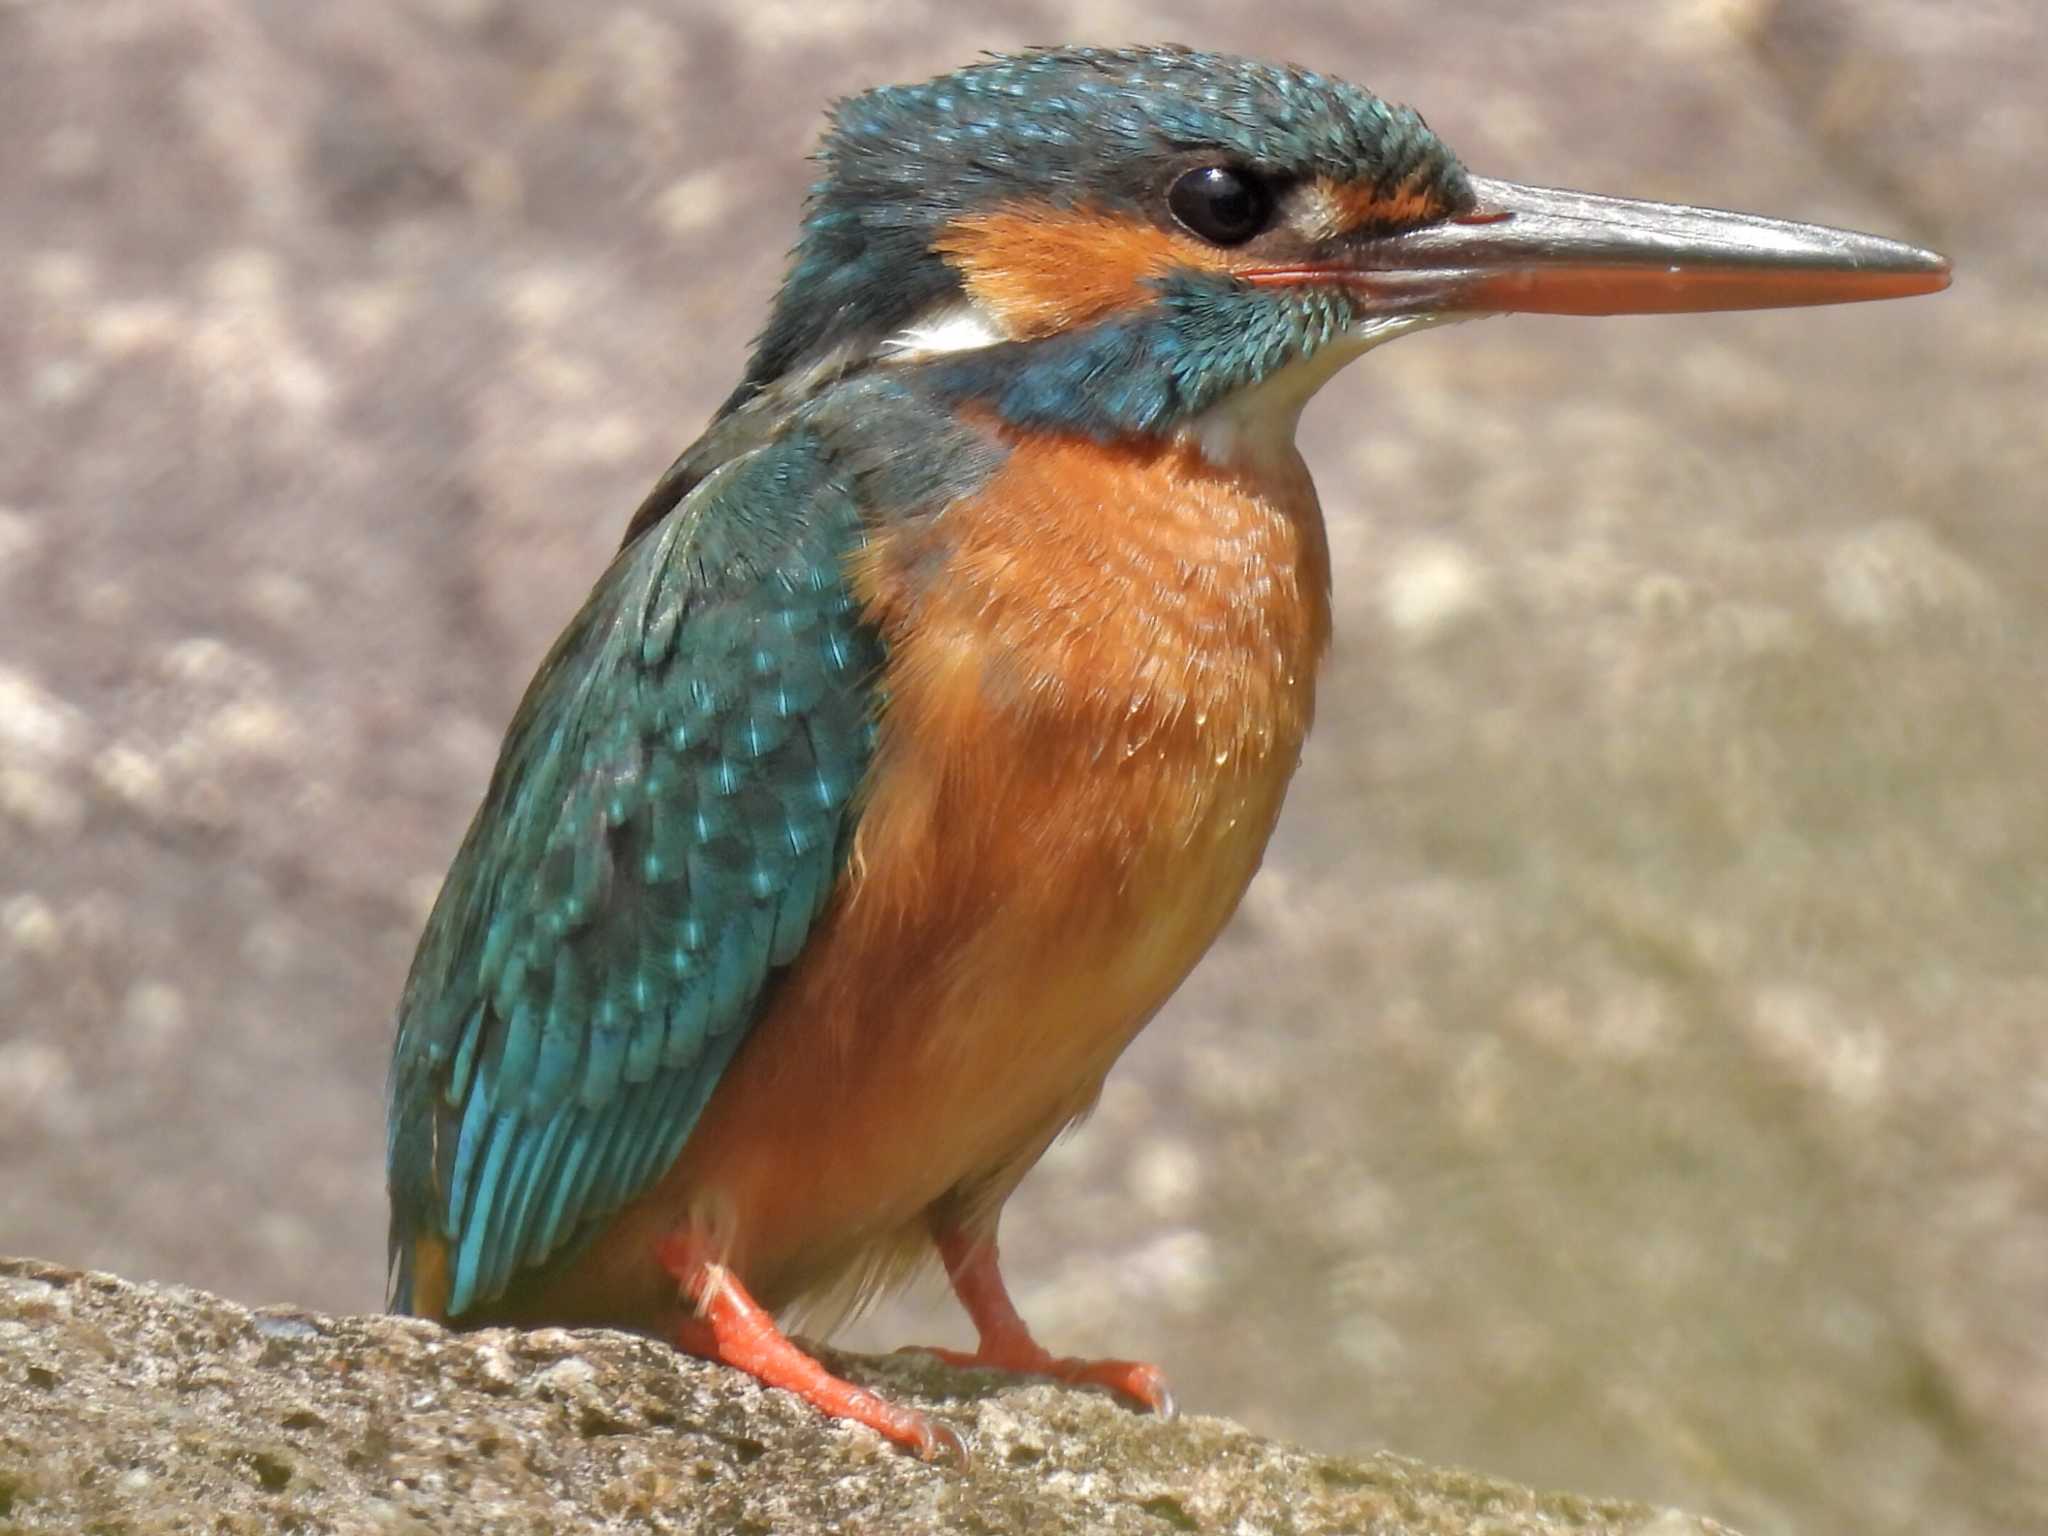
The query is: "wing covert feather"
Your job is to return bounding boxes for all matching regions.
[386,431,883,1317]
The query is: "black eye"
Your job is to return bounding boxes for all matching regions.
[1167,165,1273,246]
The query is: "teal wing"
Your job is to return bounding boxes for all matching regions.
[385,431,883,1318]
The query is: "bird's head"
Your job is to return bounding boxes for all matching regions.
[731,45,1947,453]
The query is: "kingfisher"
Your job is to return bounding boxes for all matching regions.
[386,45,1949,1459]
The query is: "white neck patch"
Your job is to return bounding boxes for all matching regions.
[878,300,1009,361]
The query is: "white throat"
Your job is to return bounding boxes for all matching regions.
[1177,313,1456,471]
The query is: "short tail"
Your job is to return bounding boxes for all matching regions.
[387,1225,451,1320]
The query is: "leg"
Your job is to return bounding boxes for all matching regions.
[656,1233,963,1462]
[919,1224,1175,1416]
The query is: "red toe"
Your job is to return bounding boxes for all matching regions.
[659,1234,965,1460]
[925,1225,1177,1416]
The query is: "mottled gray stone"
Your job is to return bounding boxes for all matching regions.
[0,1259,1734,1536]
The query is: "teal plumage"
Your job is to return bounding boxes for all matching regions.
[386,428,885,1319]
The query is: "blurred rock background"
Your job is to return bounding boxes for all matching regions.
[1,3,2040,1533]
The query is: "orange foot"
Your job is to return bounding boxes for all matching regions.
[912,1227,1176,1418]
[656,1233,964,1463]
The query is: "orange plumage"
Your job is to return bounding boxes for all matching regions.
[476,426,1330,1337]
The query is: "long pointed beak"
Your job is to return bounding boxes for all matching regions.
[1251,175,1951,316]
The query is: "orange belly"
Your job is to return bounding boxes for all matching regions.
[507,427,1332,1333]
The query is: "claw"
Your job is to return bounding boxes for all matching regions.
[1151,1380,1178,1422]
[914,1417,973,1468]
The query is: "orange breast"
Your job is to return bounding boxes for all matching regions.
[533,426,1332,1328]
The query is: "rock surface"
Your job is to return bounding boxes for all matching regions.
[0,1259,1730,1536]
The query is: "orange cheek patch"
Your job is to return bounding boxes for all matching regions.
[1313,172,1449,236]
[936,206,1238,339]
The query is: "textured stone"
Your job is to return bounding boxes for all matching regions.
[0,1258,1733,1536]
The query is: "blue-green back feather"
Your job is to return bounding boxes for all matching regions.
[385,427,888,1318]
[388,366,1004,1319]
